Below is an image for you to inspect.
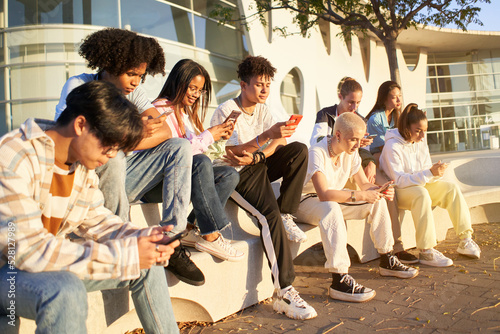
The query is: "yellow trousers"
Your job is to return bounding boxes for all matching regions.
[396,180,473,249]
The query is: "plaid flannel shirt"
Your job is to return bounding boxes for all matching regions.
[0,118,155,280]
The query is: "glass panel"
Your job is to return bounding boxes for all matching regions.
[194,0,237,20]
[122,0,193,45]
[436,76,476,93]
[9,0,35,26]
[280,68,301,115]
[169,0,191,10]
[426,77,437,94]
[90,0,118,27]
[8,0,118,27]
[194,15,245,58]
[0,104,7,136]
[39,1,64,24]
[436,63,471,76]
[437,91,476,106]
[10,64,68,102]
[427,66,436,77]
[427,107,441,120]
[427,132,443,153]
[0,69,4,101]
[11,100,59,129]
[428,120,442,132]
[426,94,440,106]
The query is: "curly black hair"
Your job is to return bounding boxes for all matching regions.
[237,55,276,83]
[79,28,166,81]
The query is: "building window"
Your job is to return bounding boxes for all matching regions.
[426,50,500,153]
[8,0,119,27]
[280,67,302,115]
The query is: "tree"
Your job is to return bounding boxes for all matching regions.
[211,0,491,85]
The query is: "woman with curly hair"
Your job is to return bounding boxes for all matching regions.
[54,28,205,287]
[152,59,243,262]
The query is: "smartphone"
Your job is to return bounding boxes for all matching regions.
[378,182,393,193]
[163,229,189,245]
[284,114,303,138]
[224,110,242,124]
[288,114,303,125]
[364,134,378,139]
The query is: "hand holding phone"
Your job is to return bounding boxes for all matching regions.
[284,114,303,138]
[378,181,394,193]
[163,229,189,245]
[224,110,242,124]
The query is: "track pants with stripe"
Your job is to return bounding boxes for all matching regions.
[230,142,308,290]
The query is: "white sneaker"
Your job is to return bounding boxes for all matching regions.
[281,213,307,243]
[181,228,200,248]
[457,238,481,259]
[273,287,317,320]
[195,234,244,262]
[419,248,453,267]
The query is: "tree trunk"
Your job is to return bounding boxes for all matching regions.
[382,36,401,86]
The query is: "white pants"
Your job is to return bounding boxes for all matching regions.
[295,196,394,274]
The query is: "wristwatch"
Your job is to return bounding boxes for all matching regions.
[350,191,356,202]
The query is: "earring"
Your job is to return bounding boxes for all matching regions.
[337,137,340,143]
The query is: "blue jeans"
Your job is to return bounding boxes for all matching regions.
[0,265,178,334]
[97,138,192,234]
[189,154,239,235]
[142,155,239,235]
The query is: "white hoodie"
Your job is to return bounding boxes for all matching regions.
[379,128,439,189]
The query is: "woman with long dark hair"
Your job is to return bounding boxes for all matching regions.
[153,59,244,263]
[366,81,402,160]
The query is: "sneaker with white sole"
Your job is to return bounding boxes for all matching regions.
[273,287,317,320]
[329,273,376,302]
[457,238,481,259]
[379,253,419,279]
[419,248,453,267]
[181,228,200,248]
[281,213,307,243]
[195,234,244,262]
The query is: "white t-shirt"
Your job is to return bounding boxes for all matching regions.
[302,136,361,194]
[210,99,274,147]
[54,73,154,120]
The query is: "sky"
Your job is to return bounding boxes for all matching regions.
[444,1,500,31]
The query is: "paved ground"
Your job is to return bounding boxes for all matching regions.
[177,222,500,333]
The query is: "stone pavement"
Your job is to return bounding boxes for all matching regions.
[177,222,500,333]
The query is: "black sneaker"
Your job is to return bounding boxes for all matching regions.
[379,253,419,279]
[395,250,419,264]
[166,245,205,286]
[329,273,376,302]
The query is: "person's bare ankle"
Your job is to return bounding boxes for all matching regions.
[203,232,219,242]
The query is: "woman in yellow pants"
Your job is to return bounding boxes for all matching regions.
[379,103,480,267]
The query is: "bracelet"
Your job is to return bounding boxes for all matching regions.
[256,135,263,149]
[257,151,266,164]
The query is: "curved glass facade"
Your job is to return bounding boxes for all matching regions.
[426,50,500,153]
[1,0,247,134]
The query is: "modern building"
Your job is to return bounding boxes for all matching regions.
[3,0,500,153]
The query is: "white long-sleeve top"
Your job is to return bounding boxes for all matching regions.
[379,128,439,189]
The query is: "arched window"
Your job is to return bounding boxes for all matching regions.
[280,67,302,115]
